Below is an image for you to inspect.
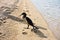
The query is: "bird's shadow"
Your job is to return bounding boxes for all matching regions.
[31,29,47,38]
[3,13,26,24]
[1,7,27,24]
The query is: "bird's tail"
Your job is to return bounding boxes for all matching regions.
[33,26,39,29]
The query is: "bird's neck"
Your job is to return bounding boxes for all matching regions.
[23,15,26,18]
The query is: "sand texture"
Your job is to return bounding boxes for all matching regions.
[0,0,57,40]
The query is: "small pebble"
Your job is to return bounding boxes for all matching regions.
[3,21,6,23]
[0,33,2,35]
[22,32,27,35]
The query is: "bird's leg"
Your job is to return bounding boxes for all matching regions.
[33,26,35,30]
[27,24,29,29]
[33,27,34,29]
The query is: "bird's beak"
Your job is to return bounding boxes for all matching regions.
[20,14,22,16]
[20,15,21,16]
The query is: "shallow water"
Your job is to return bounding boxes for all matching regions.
[31,0,60,40]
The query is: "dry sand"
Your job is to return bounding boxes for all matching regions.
[0,0,57,40]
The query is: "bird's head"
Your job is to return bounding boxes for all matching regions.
[20,12,27,16]
[20,12,27,18]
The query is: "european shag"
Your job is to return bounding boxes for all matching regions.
[20,12,39,29]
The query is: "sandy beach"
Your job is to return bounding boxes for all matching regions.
[0,0,57,40]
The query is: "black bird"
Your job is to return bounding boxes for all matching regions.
[20,12,39,29]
